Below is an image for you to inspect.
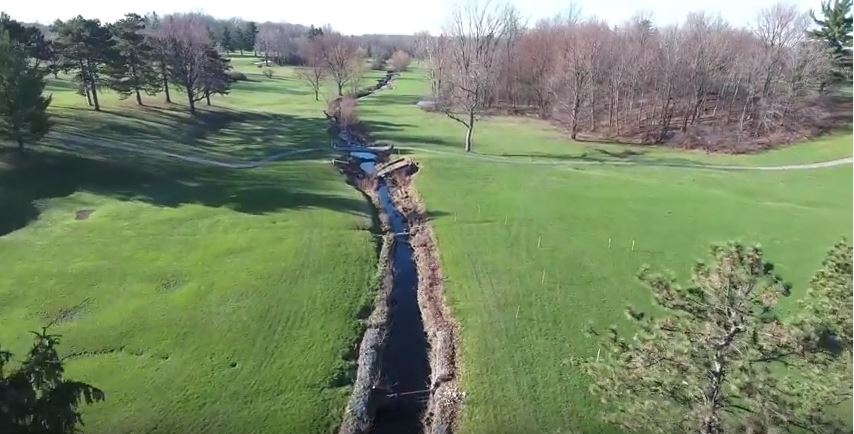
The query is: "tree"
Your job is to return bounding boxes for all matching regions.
[581,242,850,434]
[52,16,114,111]
[201,48,231,106]
[220,25,233,53]
[234,26,245,55]
[797,239,853,351]
[0,328,105,433]
[145,12,172,104]
[809,0,853,80]
[436,1,518,152]
[107,13,160,105]
[390,49,411,72]
[298,37,326,101]
[321,33,360,96]
[242,21,258,55]
[0,31,51,150]
[0,13,52,64]
[160,14,218,114]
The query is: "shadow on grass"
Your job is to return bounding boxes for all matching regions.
[49,105,330,162]
[0,147,370,236]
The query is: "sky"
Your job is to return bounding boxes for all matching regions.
[2,0,823,35]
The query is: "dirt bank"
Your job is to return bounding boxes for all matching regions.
[384,164,462,434]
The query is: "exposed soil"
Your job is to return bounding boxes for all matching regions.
[383,164,462,434]
[75,209,94,220]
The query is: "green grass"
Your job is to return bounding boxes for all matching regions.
[358,68,853,433]
[1,58,383,433]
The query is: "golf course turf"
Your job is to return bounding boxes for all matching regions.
[358,68,853,433]
[0,58,850,434]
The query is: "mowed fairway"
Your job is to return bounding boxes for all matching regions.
[0,57,385,433]
[358,69,853,433]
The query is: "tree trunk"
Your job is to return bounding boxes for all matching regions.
[84,85,92,107]
[337,81,343,97]
[206,92,211,106]
[161,65,172,103]
[90,81,100,111]
[314,88,319,101]
[17,137,24,150]
[187,86,196,115]
[135,88,143,105]
[464,111,475,152]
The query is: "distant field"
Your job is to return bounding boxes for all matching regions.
[0,57,384,433]
[359,68,853,433]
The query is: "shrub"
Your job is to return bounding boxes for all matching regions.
[390,50,411,72]
[227,71,247,82]
[327,96,359,128]
[262,69,274,79]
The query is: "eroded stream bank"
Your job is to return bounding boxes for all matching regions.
[335,148,461,434]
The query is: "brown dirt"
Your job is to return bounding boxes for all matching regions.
[337,169,394,434]
[385,164,462,434]
[75,209,94,220]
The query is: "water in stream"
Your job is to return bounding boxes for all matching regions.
[352,152,430,434]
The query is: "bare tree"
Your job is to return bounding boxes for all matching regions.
[160,14,220,114]
[298,36,326,101]
[437,0,518,152]
[390,49,411,72]
[321,33,359,96]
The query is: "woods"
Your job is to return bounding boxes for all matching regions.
[426,2,850,152]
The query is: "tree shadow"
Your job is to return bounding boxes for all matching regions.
[49,106,331,163]
[0,136,365,237]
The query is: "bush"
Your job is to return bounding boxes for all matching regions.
[227,71,247,82]
[262,69,274,79]
[327,96,359,128]
[390,50,411,72]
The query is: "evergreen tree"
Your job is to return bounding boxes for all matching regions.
[234,26,245,55]
[0,32,51,150]
[0,329,104,433]
[220,25,233,53]
[581,242,850,434]
[243,22,258,55]
[0,13,52,64]
[52,16,114,111]
[810,0,853,80]
[107,13,160,105]
[202,48,231,106]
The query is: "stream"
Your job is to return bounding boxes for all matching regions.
[352,152,431,434]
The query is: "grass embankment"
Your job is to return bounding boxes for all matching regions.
[358,68,853,433]
[0,57,387,433]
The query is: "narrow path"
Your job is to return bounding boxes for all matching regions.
[400,146,853,171]
[51,134,851,172]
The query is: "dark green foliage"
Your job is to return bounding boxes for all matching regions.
[810,0,853,80]
[107,13,160,105]
[0,13,52,63]
[51,16,114,111]
[0,329,105,434]
[581,242,850,434]
[0,32,51,150]
[242,22,257,53]
[234,26,245,54]
[307,25,324,39]
[220,25,233,52]
[797,239,852,352]
[227,70,247,81]
[202,49,231,105]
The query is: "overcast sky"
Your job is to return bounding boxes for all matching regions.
[2,0,823,35]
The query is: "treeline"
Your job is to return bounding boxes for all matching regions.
[424,2,852,152]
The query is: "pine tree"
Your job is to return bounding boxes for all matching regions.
[107,13,160,105]
[810,0,853,80]
[234,26,245,55]
[51,16,114,111]
[581,242,850,434]
[243,22,258,55]
[0,31,51,150]
[202,48,231,106]
[221,26,233,53]
[0,329,104,433]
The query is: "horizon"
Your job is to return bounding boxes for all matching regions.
[3,0,825,35]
